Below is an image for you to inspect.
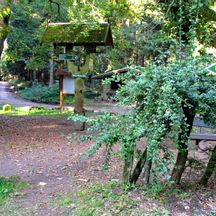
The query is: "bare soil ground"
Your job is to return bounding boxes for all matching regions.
[0,115,215,216]
[0,115,122,216]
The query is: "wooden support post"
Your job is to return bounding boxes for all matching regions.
[59,75,64,113]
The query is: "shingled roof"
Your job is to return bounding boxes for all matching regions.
[42,22,113,47]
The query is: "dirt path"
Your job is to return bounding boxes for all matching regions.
[0,115,120,215]
[0,115,216,215]
[0,81,130,114]
[0,116,78,215]
[0,82,126,215]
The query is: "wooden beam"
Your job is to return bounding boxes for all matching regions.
[59,75,64,113]
[190,133,216,145]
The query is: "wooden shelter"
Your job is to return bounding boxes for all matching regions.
[42,22,113,51]
[92,68,128,100]
[42,22,113,112]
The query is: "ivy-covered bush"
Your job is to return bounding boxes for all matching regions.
[69,55,216,186]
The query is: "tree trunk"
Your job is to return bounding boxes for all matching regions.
[49,59,54,87]
[171,105,196,184]
[199,145,216,186]
[33,70,37,82]
[74,78,85,130]
[143,159,152,185]
[123,154,134,183]
[0,38,4,57]
[129,148,147,184]
[123,158,131,183]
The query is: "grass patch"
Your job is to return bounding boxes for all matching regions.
[141,183,192,202]
[0,106,73,117]
[71,181,139,216]
[0,176,28,206]
[53,192,74,207]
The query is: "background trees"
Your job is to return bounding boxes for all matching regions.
[0,0,11,57]
[2,1,214,80]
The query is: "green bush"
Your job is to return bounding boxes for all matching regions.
[19,83,60,104]
[84,89,100,99]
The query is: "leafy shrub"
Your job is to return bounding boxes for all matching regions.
[69,56,216,186]
[19,83,59,103]
[84,89,100,99]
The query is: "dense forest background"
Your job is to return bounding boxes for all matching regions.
[0,0,215,84]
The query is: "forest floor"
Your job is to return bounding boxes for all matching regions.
[0,81,215,215]
[0,115,215,216]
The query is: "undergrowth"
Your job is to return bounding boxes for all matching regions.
[18,83,100,105]
[70,180,216,216]
[71,181,140,216]
[19,83,61,104]
[8,78,31,91]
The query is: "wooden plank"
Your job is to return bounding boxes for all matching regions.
[190,134,216,141]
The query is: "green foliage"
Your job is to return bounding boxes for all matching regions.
[0,176,28,205]
[0,1,11,39]
[2,104,12,112]
[18,82,77,105]
[158,0,216,47]
[69,55,216,184]
[19,83,59,103]
[5,1,51,70]
[2,0,215,80]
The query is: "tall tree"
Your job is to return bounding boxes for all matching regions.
[0,0,11,57]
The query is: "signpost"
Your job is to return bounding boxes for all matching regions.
[206,63,216,74]
[63,77,75,94]
[59,54,75,61]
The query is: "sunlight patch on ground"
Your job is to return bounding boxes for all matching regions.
[32,124,61,129]
[17,106,32,112]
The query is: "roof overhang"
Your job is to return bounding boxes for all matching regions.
[42,22,113,47]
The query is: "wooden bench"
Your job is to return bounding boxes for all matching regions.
[190,134,216,145]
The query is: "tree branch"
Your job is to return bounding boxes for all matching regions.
[49,0,60,17]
